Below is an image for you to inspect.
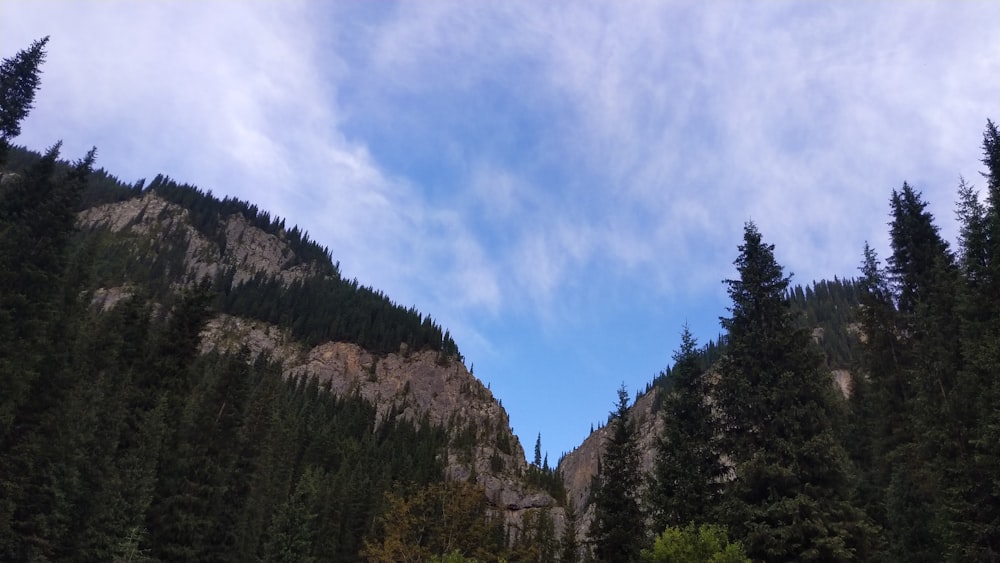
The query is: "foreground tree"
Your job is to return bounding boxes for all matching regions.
[649,326,724,532]
[589,384,645,562]
[0,38,98,556]
[714,222,868,562]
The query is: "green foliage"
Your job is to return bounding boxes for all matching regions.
[561,500,580,563]
[429,551,483,563]
[787,278,863,369]
[6,146,461,360]
[524,433,567,504]
[362,481,505,563]
[511,507,558,562]
[0,174,451,563]
[0,36,47,150]
[589,384,645,562]
[7,37,1000,563]
[714,222,868,562]
[641,524,749,563]
[649,326,724,532]
[225,270,459,356]
[845,125,1000,560]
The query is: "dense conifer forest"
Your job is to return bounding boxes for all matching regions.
[3,37,999,562]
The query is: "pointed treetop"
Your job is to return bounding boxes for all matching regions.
[0,36,49,143]
[721,221,791,338]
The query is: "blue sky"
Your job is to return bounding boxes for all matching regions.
[3,1,999,461]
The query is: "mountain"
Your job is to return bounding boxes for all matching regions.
[78,186,553,510]
[1,142,568,561]
[4,39,999,561]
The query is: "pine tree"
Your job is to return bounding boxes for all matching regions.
[714,222,867,562]
[944,121,1000,560]
[0,127,95,560]
[589,384,645,562]
[877,183,960,561]
[561,500,580,563]
[0,36,48,157]
[649,325,724,533]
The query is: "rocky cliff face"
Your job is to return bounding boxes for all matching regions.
[78,192,316,288]
[199,314,557,524]
[81,193,558,525]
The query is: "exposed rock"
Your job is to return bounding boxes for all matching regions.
[200,313,557,521]
[81,192,560,525]
[832,369,853,398]
[77,193,316,289]
[90,286,134,311]
[222,214,315,286]
[1,171,23,186]
[812,326,825,344]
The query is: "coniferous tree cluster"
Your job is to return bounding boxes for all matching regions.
[788,278,863,369]
[0,39,570,563]
[587,121,1000,562]
[846,125,1000,561]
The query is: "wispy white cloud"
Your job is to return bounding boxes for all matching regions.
[3,0,998,458]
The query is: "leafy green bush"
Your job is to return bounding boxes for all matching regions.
[641,523,749,563]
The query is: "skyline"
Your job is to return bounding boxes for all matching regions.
[2,1,999,460]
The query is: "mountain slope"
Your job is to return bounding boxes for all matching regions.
[75,183,561,518]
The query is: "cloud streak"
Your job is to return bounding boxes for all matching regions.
[3,0,998,458]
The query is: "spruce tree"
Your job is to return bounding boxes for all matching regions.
[561,500,580,563]
[0,36,48,156]
[589,384,645,562]
[0,129,95,560]
[945,121,1000,560]
[714,222,866,562]
[881,183,959,561]
[649,325,724,533]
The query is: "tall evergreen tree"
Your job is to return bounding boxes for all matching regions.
[649,325,724,532]
[881,183,959,561]
[589,384,645,562]
[0,115,95,560]
[944,121,1000,560]
[0,36,48,157]
[714,222,866,562]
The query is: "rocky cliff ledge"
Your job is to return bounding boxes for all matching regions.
[200,314,559,524]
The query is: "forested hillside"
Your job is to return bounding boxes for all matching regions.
[0,39,568,562]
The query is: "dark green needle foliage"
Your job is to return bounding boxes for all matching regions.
[589,384,646,562]
[713,222,868,562]
[649,326,724,533]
